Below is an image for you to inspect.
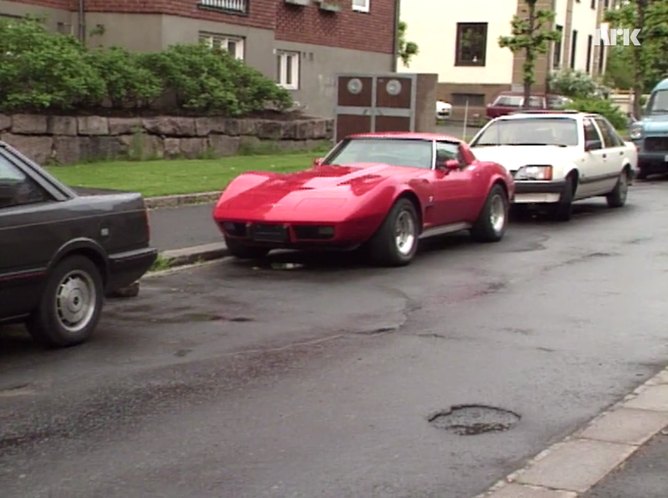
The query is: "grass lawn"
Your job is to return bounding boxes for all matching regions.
[46,152,321,198]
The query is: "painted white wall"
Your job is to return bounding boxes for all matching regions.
[398,0,517,84]
[569,0,600,72]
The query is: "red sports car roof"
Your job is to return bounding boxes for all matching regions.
[346,131,461,142]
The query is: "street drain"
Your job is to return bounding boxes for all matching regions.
[428,404,520,435]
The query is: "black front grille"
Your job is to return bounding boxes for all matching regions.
[221,222,247,237]
[644,136,668,152]
[294,226,335,240]
[251,224,288,242]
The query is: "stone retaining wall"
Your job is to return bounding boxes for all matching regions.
[0,114,334,165]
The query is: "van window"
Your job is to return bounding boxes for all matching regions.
[648,89,668,114]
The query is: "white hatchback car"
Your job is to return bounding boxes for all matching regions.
[469,111,638,220]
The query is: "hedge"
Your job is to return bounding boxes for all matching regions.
[0,18,292,116]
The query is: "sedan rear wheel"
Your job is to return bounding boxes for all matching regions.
[606,170,629,208]
[368,198,419,266]
[27,255,103,348]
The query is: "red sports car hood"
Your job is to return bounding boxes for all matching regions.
[214,163,412,222]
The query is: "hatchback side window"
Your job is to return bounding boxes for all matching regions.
[583,118,603,146]
[594,118,624,148]
[0,155,50,208]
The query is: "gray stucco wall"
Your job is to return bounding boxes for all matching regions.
[275,41,394,119]
[0,0,72,32]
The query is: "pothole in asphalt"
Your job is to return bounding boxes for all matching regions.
[428,404,520,435]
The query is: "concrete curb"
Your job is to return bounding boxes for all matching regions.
[160,242,229,267]
[478,367,668,497]
[146,191,220,209]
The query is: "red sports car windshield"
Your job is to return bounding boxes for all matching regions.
[324,138,435,169]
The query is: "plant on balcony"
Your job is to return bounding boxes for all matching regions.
[315,0,342,12]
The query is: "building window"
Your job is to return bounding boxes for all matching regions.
[276,50,300,90]
[200,33,245,60]
[352,0,370,12]
[455,23,488,67]
[451,93,485,106]
[553,25,563,69]
[198,0,248,14]
[586,34,593,73]
[591,0,596,8]
[598,44,605,75]
[570,29,578,69]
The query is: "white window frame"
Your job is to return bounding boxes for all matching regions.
[199,33,245,60]
[352,0,370,12]
[276,50,300,90]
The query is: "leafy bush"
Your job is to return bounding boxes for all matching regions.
[0,18,105,111]
[141,44,291,116]
[549,69,610,99]
[0,18,292,116]
[569,98,629,130]
[86,47,162,109]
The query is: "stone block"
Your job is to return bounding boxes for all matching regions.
[119,134,164,160]
[195,117,227,136]
[0,114,11,132]
[208,135,240,157]
[257,120,283,140]
[179,138,207,159]
[108,117,142,136]
[87,136,128,160]
[1,134,53,164]
[53,136,83,165]
[312,119,328,139]
[47,116,77,136]
[12,114,48,134]
[143,117,196,136]
[78,116,109,135]
[238,119,259,135]
[163,138,181,158]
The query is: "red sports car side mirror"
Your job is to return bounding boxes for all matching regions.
[442,159,461,170]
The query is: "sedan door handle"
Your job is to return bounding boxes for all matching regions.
[602,154,607,158]
[619,151,624,156]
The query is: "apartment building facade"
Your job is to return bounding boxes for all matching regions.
[0,0,398,118]
[399,0,619,118]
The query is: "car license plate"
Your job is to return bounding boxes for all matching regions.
[251,224,288,242]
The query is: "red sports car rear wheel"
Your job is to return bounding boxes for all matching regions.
[471,185,509,242]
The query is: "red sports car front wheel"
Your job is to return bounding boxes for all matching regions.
[368,198,419,267]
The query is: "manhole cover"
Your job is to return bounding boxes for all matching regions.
[428,404,520,435]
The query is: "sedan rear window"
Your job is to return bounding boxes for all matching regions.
[472,117,579,147]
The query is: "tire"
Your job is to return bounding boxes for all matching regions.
[550,175,575,222]
[471,184,509,242]
[225,236,270,259]
[368,198,420,266]
[26,256,104,348]
[606,170,629,208]
[636,166,648,180]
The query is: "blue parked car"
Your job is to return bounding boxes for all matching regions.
[630,78,668,179]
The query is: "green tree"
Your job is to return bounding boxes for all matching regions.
[499,0,561,107]
[397,21,419,67]
[603,46,635,90]
[605,0,668,117]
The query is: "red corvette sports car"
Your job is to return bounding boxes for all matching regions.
[213,132,515,266]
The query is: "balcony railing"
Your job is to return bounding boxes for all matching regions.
[198,0,248,14]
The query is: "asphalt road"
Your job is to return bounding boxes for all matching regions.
[3,180,668,498]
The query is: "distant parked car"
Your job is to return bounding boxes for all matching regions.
[0,142,157,348]
[486,92,572,119]
[469,110,637,221]
[436,100,453,120]
[213,132,514,267]
[629,77,668,179]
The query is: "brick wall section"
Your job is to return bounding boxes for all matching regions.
[276,0,395,54]
[5,0,72,9]
[83,0,277,30]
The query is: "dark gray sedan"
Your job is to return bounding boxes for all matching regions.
[0,142,157,348]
